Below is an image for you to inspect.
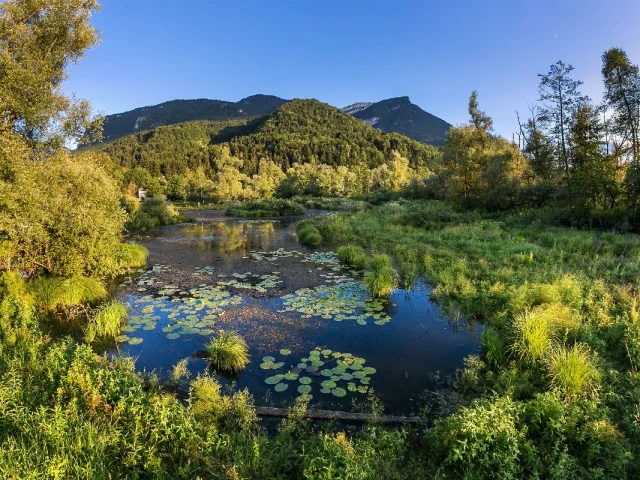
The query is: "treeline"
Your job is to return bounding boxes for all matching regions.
[422,50,640,229]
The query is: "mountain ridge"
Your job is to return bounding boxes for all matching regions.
[98,95,451,145]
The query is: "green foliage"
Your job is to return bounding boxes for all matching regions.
[205,331,250,373]
[429,396,524,479]
[84,300,128,343]
[297,223,323,247]
[113,243,148,271]
[29,276,107,315]
[225,198,305,217]
[364,254,398,298]
[547,343,600,399]
[511,308,554,364]
[337,245,367,269]
[0,151,129,277]
[127,196,191,232]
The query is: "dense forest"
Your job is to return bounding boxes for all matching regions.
[2,0,640,478]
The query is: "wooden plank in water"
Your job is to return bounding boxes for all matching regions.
[161,386,421,424]
[255,406,421,424]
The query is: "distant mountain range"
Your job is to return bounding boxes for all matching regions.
[98,95,451,146]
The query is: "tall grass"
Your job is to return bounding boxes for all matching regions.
[547,343,599,399]
[84,300,128,343]
[364,254,398,298]
[511,308,554,364]
[205,331,250,373]
[337,244,367,269]
[29,276,107,315]
[114,242,148,270]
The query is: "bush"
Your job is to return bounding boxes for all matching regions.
[428,396,524,479]
[113,243,148,272]
[364,254,398,298]
[205,331,250,373]
[225,198,305,217]
[127,196,191,232]
[84,300,128,343]
[337,244,367,269]
[297,223,323,247]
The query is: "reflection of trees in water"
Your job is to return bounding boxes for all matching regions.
[211,222,247,254]
[173,221,279,255]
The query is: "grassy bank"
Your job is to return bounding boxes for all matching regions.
[305,199,640,478]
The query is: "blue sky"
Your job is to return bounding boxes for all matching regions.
[66,0,640,139]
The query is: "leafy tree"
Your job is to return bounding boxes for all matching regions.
[0,0,102,151]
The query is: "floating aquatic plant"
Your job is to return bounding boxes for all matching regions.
[279,281,391,325]
[262,347,376,400]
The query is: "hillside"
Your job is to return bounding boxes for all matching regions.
[95,99,440,177]
[99,94,288,142]
[342,97,451,145]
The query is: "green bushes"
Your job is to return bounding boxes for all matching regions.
[84,300,128,343]
[364,254,398,298]
[205,331,250,373]
[337,244,367,269]
[225,198,305,217]
[297,222,323,247]
[127,196,192,232]
[113,242,148,271]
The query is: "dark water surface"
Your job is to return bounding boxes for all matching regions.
[114,210,482,414]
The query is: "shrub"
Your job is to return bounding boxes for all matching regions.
[225,198,305,217]
[113,243,148,272]
[428,396,524,479]
[189,375,256,431]
[169,358,191,386]
[547,343,599,399]
[205,331,250,373]
[84,300,128,343]
[297,223,323,247]
[337,244,367,269]
[364,254,398,298]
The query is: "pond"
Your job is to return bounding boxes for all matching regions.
[114,210,482,414]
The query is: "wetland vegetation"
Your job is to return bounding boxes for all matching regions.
[2,1,640,478]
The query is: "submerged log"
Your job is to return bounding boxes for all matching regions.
[254,406,422,424]
[160,386,421,424]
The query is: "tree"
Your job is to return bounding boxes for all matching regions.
[537,61,588,188]
[602,48,640,166]
[468,90,493,149]
[0,0,102,151]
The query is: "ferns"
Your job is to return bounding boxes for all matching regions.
[84,300,128,343]
[205,331,250,373]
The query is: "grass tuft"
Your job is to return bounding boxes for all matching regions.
[337,244,367,269]
[547,343,599,399]
[205,331,250,373]
[84,300,128,343]
[511,307,554,364]
[364,254,398,298]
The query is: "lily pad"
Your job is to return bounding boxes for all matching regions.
[298,384,312,394]
[331,387,347,398]
[274,383,288,392]
[299,377,312,385]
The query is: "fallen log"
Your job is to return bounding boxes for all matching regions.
[254,406,422,424]
[160,386,422,424]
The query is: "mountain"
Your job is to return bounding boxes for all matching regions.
[342,96,451,145]
[94,99,440,178]
[98,94,288,142]
[97,94,451,146]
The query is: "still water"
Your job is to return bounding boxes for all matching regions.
[114,211,481,414]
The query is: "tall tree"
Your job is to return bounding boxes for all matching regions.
[601,48,640,166]
[468,90,493,150]
[537,61,588,189]
[0,0,101,151]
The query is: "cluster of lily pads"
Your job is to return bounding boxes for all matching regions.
[121,264,171,292]
[278,281,391,325]
[193,265,215,276]
[262,348,376,398]
[302,252,339,264]
[238,219,277,224]
[121,273,243,343]
[216,272,282,293]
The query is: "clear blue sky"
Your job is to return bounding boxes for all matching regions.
[65,0,640,139]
